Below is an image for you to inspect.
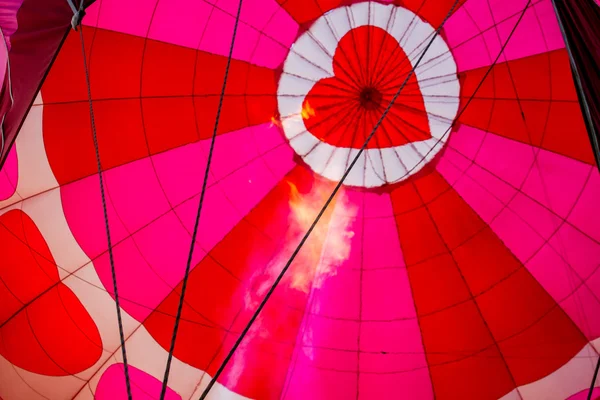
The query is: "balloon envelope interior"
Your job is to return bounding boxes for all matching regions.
[1,0,600,399]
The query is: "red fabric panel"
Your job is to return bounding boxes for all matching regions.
[458,50,596,164]
[0,209,102,376]
[41,27,278,185]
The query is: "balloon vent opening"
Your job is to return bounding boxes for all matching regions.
[358,87,383,110]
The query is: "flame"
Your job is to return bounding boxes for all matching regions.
[243,180,357,310]
[285,181,356,293]
[231,179,358,380]
[270,115,282,128]
[301,101,316,120]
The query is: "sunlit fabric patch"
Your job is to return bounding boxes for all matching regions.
[277,2,459,188]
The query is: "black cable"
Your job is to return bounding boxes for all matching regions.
[158,0,244,398]
[588,357,600,400]
[197,1,462,398]
[78,26,133,400]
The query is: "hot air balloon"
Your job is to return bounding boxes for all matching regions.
[1,0,600,399]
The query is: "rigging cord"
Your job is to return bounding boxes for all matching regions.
[159,0,244,397]
[71,0,133,399]
[588,359,600,400]
[197,0,478,398]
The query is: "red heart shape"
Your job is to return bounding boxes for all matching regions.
[0,209,102,376]
[302,25,432,149]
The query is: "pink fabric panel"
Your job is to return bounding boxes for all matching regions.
[508,193,563,240]
[560,284,600,340]
[148,0,213,49]
[566,388,600,400]
[83,0,157,36]
[361,269,415,321]
[436,148,466,187]
[359,319,432,400]
[525,220,600,340]
[62,175,131,260]
[466,164,518,205]
[490,207,546,261]
[447,171,505,224]
[0,145,17,200]
[362,193,405,269]
[441,127,600,342]
[200,8,261,63]
[282,192,431,399]
[442,127,595,231]
[568,169,600,243]
[151,124,294,207]
[446,125,486,161]
[526,240,600,341]
[521,151,593,219]
[103,158,171,233]
[283,267,361,400]
[527,244,583,301]
[208,124,283,181]
[445,0,564,72]
[549,224,600,282]
[95,363,181,400]
[474,130,536,188]
[84,0,298,68]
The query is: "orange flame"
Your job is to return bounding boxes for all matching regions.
[270,115,282,128]
[301,101,316,120]
[234,179,358,373]
[243,180,356,311]
[285,181,356,293]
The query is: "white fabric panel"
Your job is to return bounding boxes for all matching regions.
[278,73,317,96]
[304,143,335,174]
[349,2,370,28]
[308,18,339,56]
[364,149,387,188]
[321,147,350,182]
[289,130,320,156]
[291,34,334,76]
[324,5,352,40]
[283,51,331,83]
[345,148,366,187]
